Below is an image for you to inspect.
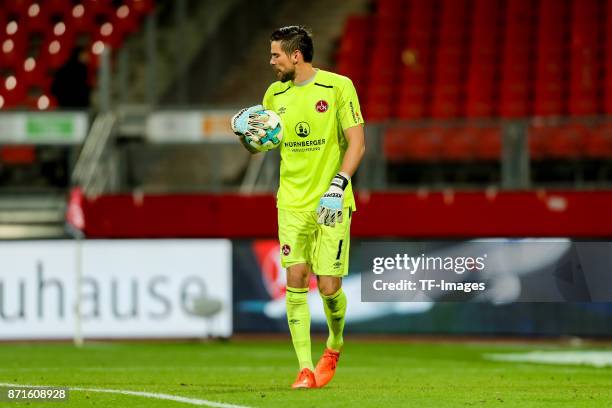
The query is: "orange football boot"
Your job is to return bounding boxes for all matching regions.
[314,348,340,387]
[292,368,317,389]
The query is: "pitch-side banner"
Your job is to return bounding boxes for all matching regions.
[233,239,612,336]
[0,240,232,339]
[361,240,612,302]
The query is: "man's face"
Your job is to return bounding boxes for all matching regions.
[270,40,295,82]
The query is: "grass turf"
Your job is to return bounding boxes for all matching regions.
[0,339,611,407]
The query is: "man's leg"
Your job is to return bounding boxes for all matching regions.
[317,276,346,352]
[313,275,346,388]
[312,208,352,388]
[286,263,316,388]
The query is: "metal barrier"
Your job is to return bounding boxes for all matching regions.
[71,112,118,198]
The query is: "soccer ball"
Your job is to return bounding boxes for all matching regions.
[254,110,283,151]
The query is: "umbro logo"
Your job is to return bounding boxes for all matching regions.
[278,107,286,114]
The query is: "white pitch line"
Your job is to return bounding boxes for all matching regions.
[485,351,612,368]
[0,383,253,408]
[0,366,276,372]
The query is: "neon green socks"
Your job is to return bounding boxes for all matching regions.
[286,287,313,370]
[322,288,347,352]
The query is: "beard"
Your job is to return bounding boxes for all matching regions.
[277,68,295,83]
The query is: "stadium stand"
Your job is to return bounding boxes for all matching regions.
[338,0,612,163]
[0,0,153,110]
[0,0,610,240]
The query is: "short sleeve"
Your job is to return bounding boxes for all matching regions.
[337,78,364,131]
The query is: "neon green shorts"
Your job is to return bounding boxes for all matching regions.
[278,208,352,276]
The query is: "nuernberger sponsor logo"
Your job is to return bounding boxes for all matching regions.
[295,122,310,137]
[284,139,326,148]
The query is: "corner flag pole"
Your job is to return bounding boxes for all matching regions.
[66,187,86,347]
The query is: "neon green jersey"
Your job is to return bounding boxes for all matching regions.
[262,69,364,212]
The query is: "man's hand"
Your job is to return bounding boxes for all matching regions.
[231,105,269,152]
[231,105,267,139]
[317,173,349,227]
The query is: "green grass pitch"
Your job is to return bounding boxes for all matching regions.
[1,339,611,407]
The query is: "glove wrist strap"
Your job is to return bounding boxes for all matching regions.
[331,173,350,191]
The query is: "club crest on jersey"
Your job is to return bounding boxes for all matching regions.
[282,244,291,256]
[315,100,329,113]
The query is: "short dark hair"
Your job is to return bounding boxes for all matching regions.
[270,26,314,63]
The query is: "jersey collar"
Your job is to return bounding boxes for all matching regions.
[292,68,319,87]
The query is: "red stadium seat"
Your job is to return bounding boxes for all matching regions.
[40,35,73,69]
[83,0,114,19]
[17,56,51,89]
[431,88,461,119]
[440,127,476,161]
[365,100,393,121]
[113,3,141,35]
[1,75,28,107]
[384,126,444,162]
[383,127,411,162]
[604,62,612,114]
[529,124,585,159]
[395,93,427,119]
[439,0,470,36]
[4,0,32,17]
[398,62,430,97]
[584,124,612,158]
[92,20,125,49]
[23,2,52,34]
[475,127,502,160]
[402,127,444,161]
[465,62,498,117]
[372,15,402,41]
[498,0,536,118]
[127,0,155,17]
[568,0,603,116]
[337,15,370,83]
[376,0,405,19]
[67,2,97,34]
[45,0,73,17]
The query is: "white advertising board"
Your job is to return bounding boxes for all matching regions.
[0,112,88,144]
[146,110,236,142]
[0,240,232,339]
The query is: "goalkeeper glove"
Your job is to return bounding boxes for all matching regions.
[317,172,350,227]
[231,105,269,150]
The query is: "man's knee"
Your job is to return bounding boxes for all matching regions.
[317,276,342,296]
[287,263,311,288]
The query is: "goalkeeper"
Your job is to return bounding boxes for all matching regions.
[232,25,365,389]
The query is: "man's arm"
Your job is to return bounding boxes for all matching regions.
[339,124,366,177]
[316,124,365,227]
